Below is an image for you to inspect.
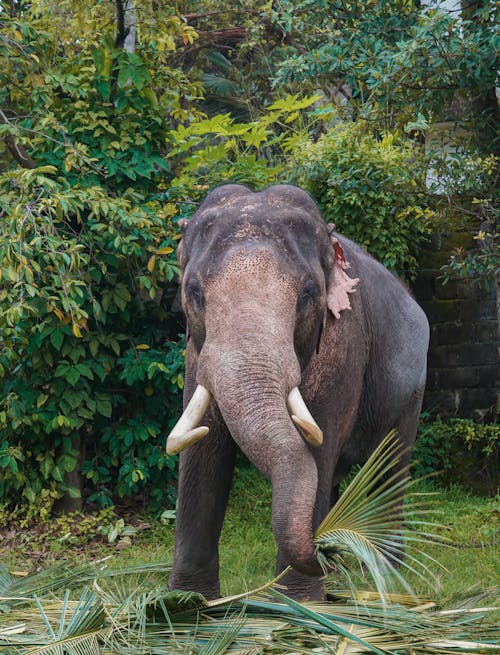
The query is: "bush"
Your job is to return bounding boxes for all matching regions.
[0,6,200,515]
[291,124,434,280]
[0,166,187,516]
[412,415,499,495]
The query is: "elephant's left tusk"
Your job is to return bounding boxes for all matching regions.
[287,387,323,447]
[166,385,212,455]
[167,426,210,456]
[291,415,323,448]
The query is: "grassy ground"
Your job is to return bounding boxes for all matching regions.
[1,465,498,604]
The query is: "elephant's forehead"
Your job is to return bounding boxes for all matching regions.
[202,241,290,285]
[194,186,320,228]
[214,245,292,280]
[204,246,298,311]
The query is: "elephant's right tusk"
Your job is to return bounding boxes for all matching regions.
[166,385,212,455]
[287,387,323,447]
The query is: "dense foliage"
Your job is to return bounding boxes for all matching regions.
[413,415,499,494]
[292,124,434,279]
[0,2,322,516]
[0,2,198,514]
[181,0,498,281]
[268,0,498,133]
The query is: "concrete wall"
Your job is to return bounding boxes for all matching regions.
[414,232,499,419]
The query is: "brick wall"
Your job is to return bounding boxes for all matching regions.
[414,233,499,419]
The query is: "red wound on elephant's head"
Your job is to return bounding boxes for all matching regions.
[333,240,349,270]
[327,237,359,319]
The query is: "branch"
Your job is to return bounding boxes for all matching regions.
[115,0,136,52]
[115,0,126,48]
[0,109,36,169]
[183,9,259,21]
[193,26,248,45]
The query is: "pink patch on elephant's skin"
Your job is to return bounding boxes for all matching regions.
[327,238,359,319]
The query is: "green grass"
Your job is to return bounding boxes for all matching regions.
[1,466,498,605]
[404,483,500,601]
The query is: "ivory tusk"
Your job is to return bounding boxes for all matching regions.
[166,385,212,455]
[287,387,323,447]
[291,415,323,448]
[167,426,210,456]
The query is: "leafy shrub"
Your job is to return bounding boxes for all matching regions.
[412,415,499,495]
[0,504,116,549]
[167,94,322,192]
[0,6,199,515]
[291,124,434,279]
[268,2,498,137]
[435,153,499,290]
[0,165,186,515]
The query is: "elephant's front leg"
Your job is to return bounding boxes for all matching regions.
[168,405,236,600]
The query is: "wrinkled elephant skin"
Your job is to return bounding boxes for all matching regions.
[168,184,429,600]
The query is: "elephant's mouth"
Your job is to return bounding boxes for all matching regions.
[166,384,323,456]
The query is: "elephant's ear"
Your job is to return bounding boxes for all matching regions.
[326,236,359,319]
[176,219,190,268]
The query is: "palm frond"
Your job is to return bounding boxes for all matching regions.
[0,588,107,655]
[0,561,99,608]
[206,50,233,74]
[202,73,243,98]
[313,431,447,601]
[1,567,497,654]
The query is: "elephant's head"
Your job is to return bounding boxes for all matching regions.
[167,184,358,576]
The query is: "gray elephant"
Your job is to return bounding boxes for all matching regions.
[167,184,429,600]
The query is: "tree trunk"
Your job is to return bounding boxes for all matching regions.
[54,433,84,514]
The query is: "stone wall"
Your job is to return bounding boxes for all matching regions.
[414,232,499,419]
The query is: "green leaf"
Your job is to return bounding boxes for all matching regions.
[24,485,36,502]
[91,48,105,73]
[117,63,132,88]
[96,399,112,418]
[59,454,77,472]
[77,364,94,380]
[89,339,99,358]
[66,367,81,386]
[51,465,64,482]
[37,393,49,408]
[40,457,55,479]
[96,77,111,101]
[267,93,322,112]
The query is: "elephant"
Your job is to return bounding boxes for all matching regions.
[167,183,429,601]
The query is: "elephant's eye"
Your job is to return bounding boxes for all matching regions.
[299,280,319,308]
[185,280,204,310]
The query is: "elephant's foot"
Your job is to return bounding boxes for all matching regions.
[277,567,326,601]
[168,567,221,601]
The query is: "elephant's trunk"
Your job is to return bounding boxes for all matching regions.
[197,348,323,577]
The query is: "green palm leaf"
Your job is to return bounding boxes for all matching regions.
[314,431,446,600]
[1,588,107,655]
